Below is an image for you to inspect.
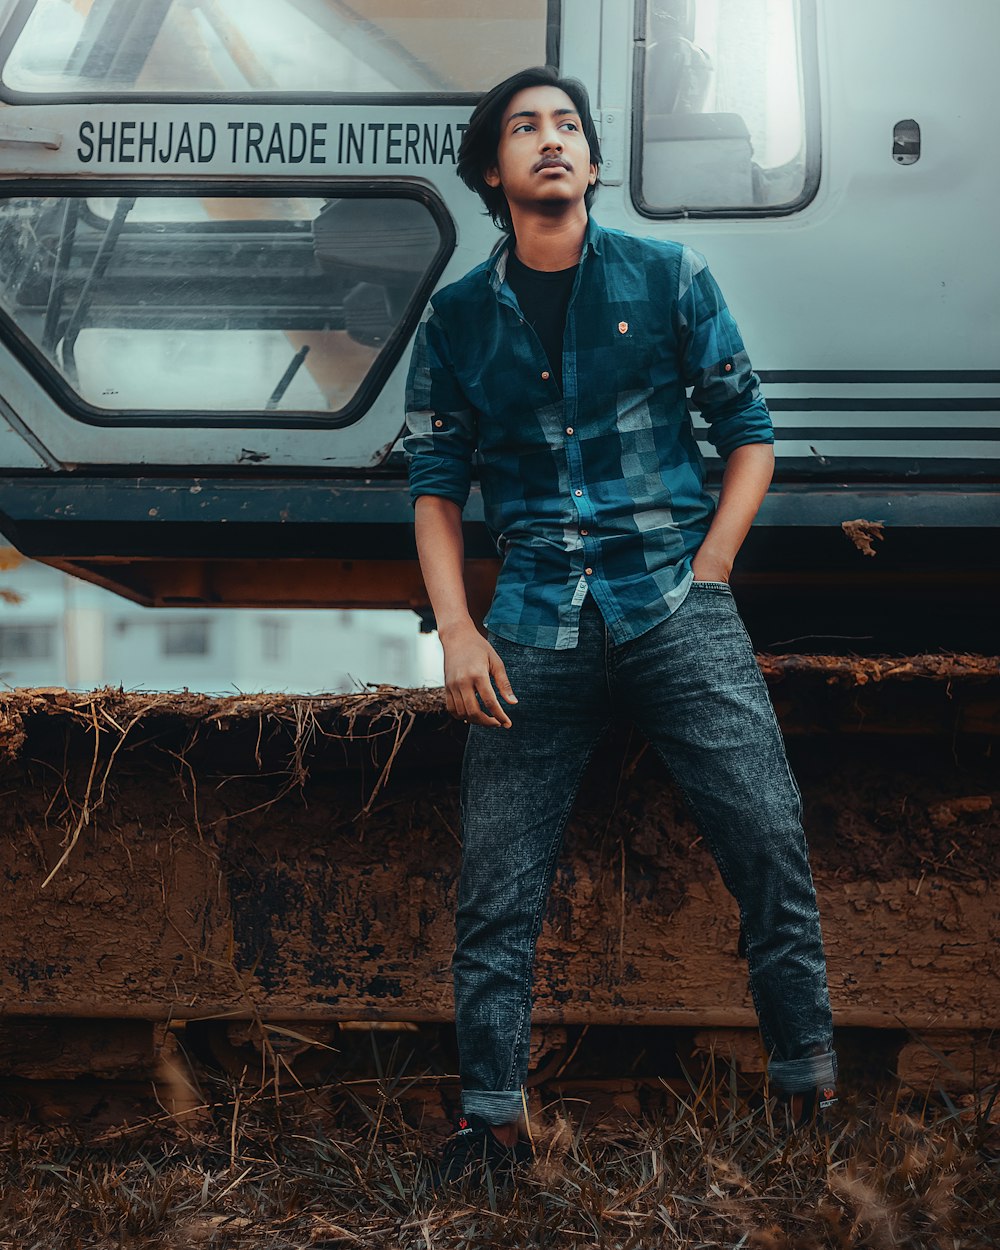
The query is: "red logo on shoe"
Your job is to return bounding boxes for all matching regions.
[458,1117,469,1130]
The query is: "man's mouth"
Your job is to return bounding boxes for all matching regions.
[534,157,571,173]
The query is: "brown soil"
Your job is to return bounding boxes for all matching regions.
[0,673,996,1048]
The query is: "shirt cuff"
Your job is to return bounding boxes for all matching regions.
[407,456,471,509]
[710,403,775,460]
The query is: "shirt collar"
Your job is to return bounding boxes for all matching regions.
[488,214,603,293]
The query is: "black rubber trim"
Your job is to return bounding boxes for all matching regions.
[771,430,1000,442]
[0,459,997,485]
[694,428,1000,443]
[634,0,650,42]
[762,398,1000,412]
[758,370,1000,384]
[546,0,562,67]
[2,478,999,568]
[0,0,561,103]
[629,0,821,220]
[0,177,456,430]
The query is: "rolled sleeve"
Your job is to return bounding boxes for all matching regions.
[403,307,478,510]
[675,245,774,460]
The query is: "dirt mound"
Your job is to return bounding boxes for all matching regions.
[0,670,996,1035]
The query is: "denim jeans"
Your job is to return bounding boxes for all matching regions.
[455,584,837,1126]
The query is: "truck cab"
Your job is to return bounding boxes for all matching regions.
[0,0,997,651]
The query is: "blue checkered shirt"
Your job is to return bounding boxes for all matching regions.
[403,215,773,648]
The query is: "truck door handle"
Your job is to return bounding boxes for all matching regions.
[0,123,62,150]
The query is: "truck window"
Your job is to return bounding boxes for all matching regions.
[2,0,554,96]
[633,0,818,217]
[0,189,452,423]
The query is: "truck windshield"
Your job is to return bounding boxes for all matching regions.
[3,0,552,95]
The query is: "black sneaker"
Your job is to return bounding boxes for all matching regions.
[430,1112,533,1189]
[782,1081,840,1133]
[747,1081,839,1135]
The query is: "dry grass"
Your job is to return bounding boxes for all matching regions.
[1,1050,996,1250]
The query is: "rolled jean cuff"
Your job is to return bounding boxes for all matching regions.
[768,1050,838,1094]
[461,1089,525,1126]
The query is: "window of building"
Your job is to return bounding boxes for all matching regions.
[3,0,554,96]
[0,189,450,424]
[260,617,287,661]
[0,622,55,660]
[633,0,818,216]
[379,635,410,685]
[160,619,210,656]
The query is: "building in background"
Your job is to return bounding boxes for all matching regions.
[0,546,442,693]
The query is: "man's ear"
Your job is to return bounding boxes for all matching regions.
[484,165,501,189]
[589,162,599,186]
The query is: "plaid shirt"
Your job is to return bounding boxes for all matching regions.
[403,215,773,649]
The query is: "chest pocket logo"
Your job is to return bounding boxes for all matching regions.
[618,321,629,334]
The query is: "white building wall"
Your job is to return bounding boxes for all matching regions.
[0,547,443,694]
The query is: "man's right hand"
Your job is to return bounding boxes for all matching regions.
[440,621,518,728]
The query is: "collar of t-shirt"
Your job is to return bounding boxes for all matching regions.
[504,250,578,392]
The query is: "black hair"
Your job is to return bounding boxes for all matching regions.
[456,65,602,233]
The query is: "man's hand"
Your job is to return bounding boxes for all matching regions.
[413,496,517,727]
[691,547,733,583]
[440,621,518,728]
[690,442,774,584]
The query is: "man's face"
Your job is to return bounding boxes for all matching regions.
[485,84,598,220]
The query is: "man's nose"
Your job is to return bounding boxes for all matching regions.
[539,126,563,150]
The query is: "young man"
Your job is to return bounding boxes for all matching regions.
[403,66,838,1184]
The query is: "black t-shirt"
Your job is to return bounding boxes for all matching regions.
[505,250,578,392]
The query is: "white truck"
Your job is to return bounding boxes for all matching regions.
[0,0,995,651]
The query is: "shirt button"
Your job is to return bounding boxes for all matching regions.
[585,567,593,575]
[724,363,733,372]
[434,419,443,428]
[566,426,574,435]
[541,370,550,380]
[574,489,583,497]
[580,528,589,535]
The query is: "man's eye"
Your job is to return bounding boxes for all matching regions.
[513,123,535,134]
[561,122,579,130]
